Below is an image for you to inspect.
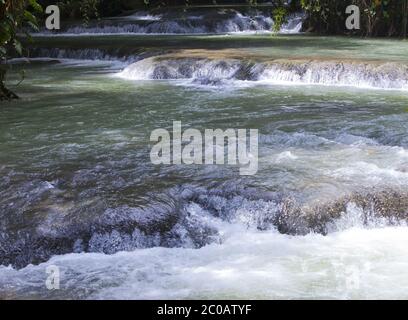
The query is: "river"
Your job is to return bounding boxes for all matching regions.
[1,9,408,299]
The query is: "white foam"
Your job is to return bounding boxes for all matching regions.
[123,12,162,21]
[1,224,408,299]
[259,61,408,91]
[275,151,299,163]
[35,11,303,35]
[116,57,408,91]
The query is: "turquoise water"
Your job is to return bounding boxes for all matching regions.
[1,34,408,299]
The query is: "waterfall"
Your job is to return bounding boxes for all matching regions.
[38,10,304,35]
[280,13,304,34]
[116,56,408,91]
[260,60,408,90]
[25,47,408,91]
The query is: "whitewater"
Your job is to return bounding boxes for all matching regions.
[2,9,408,300]
[36,10,303,35]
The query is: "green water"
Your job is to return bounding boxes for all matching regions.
[30,34,408,62]
[1,35,408,299]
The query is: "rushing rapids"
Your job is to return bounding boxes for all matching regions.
[1,181,408,269]
[116,56,408,90]
[24,48,408,91]
[3,21,408,298]
[37,9,303,35]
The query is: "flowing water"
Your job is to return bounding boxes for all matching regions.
[2,11,408,299]
[38,8,303,35]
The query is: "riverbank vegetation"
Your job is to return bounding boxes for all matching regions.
[1,0,41,100]
[301,0,408,37]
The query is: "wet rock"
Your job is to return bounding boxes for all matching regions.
[2,184,408,269]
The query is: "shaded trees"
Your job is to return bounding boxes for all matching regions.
[300,0,408,37]
[1,0,42,101]
[36,0,408,37]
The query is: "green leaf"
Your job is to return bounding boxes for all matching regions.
[23,10,39,31]
[24,11,38,25]
[13,39,22,55]
[26,21,39,32]
[29,0,43,13]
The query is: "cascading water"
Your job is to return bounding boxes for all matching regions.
[3,13,408,299]
[37,9,303,35]
[27,50,408,91]
[280,13,304,33]
[116,56,408,90]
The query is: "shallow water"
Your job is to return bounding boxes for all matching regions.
[2,34,408,299]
